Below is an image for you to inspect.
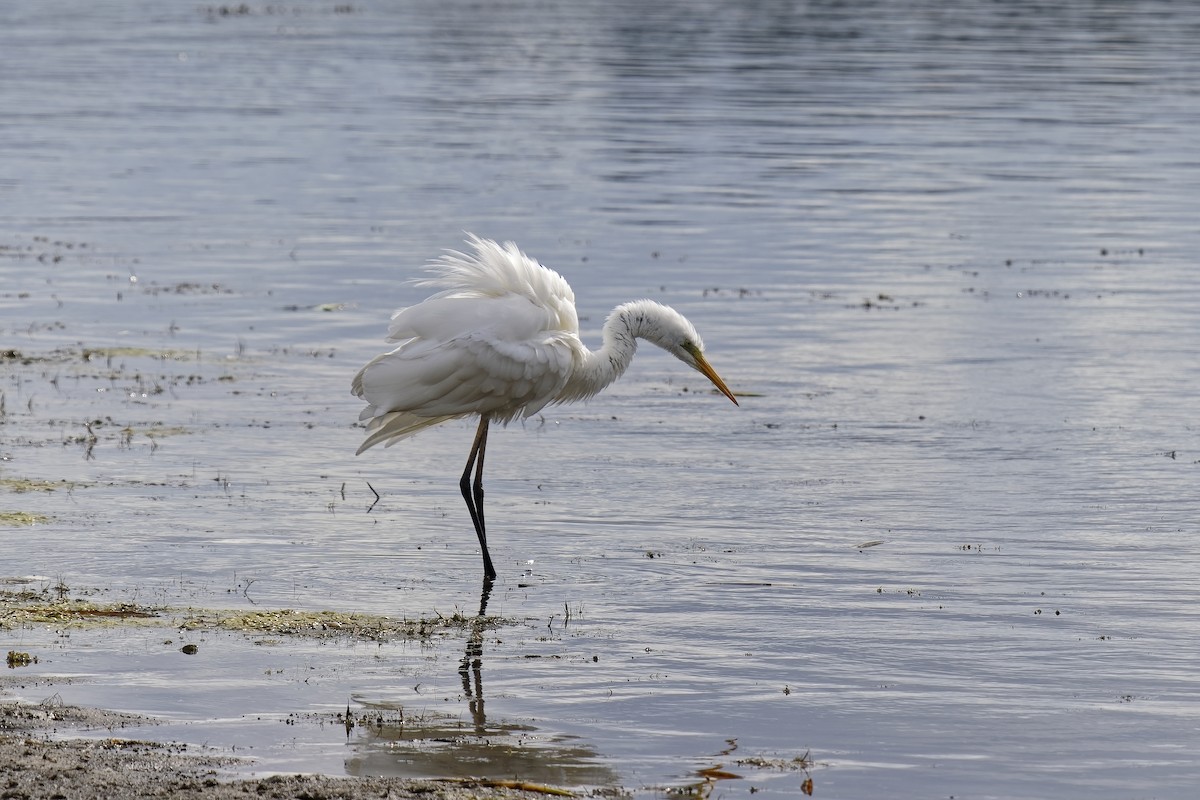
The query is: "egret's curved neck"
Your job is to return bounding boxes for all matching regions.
[561,301,658,403]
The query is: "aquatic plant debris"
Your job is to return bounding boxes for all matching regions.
[0,592,508,642]
[735,752,815,771]
[0,512,51,526]
[0,599,160,627]
[177,607,501,641]
[0,346,196,365]
[435,778,577,797]
[0,478,77,493]
[6,650,38,668]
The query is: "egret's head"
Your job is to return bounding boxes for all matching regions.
[678,338,739,405]
[628,300,738,406]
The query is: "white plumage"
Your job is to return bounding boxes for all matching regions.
[353,237,584,451]
[353,235,738,579]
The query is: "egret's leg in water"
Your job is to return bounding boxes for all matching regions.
[459,416,496,580]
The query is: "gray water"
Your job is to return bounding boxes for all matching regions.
[3,1,1200,797]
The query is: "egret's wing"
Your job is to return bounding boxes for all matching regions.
[354,341,480,420]
[355,411,450,454]
[386,294,552,344]
[353,293,580,451]
[356,336,574,418]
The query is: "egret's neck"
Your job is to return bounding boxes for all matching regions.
[560,301,658,402]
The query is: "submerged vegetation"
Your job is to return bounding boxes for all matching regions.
[0,587,503,643]
[0,512,51,526]
[177,607,497,641]
[1,346,198,366]
[0,478,77,493]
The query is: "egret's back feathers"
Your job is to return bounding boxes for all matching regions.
[399,234,579,339]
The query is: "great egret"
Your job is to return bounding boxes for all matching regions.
[353,235,738,579]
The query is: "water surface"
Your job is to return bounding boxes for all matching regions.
[3,2,1200,798]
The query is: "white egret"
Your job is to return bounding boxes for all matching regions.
[353,235,738,580]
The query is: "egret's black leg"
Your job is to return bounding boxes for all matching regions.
[460,416,497,579]
[473,419,495,578]
[472,418,488,538]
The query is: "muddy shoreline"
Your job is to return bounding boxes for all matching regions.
[0,700,570,800]
[0,593,587,799]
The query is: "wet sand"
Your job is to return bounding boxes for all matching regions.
[0,594,578,799]
[0,701,568,800]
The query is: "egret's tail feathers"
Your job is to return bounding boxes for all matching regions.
[355,410,450,454]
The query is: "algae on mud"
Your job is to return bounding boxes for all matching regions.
[177,607,502,642]
[0,512,52,526]
[0,699,569,800]
[0,478,78,493]
[0,592,565,797]
[1,589,505,643]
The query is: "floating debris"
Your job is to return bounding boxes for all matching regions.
[0,512,51,526]
[6,650,38,668]
[0,478,77,493]
[0,592,508,642]
[177,608,499,642]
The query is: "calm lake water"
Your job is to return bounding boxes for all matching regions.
[3,1,1200,797]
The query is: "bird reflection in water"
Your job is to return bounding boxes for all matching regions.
[458,576,493,731]
[344,576,619,787]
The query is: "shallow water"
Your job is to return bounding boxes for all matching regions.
[4,1,1200,797]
